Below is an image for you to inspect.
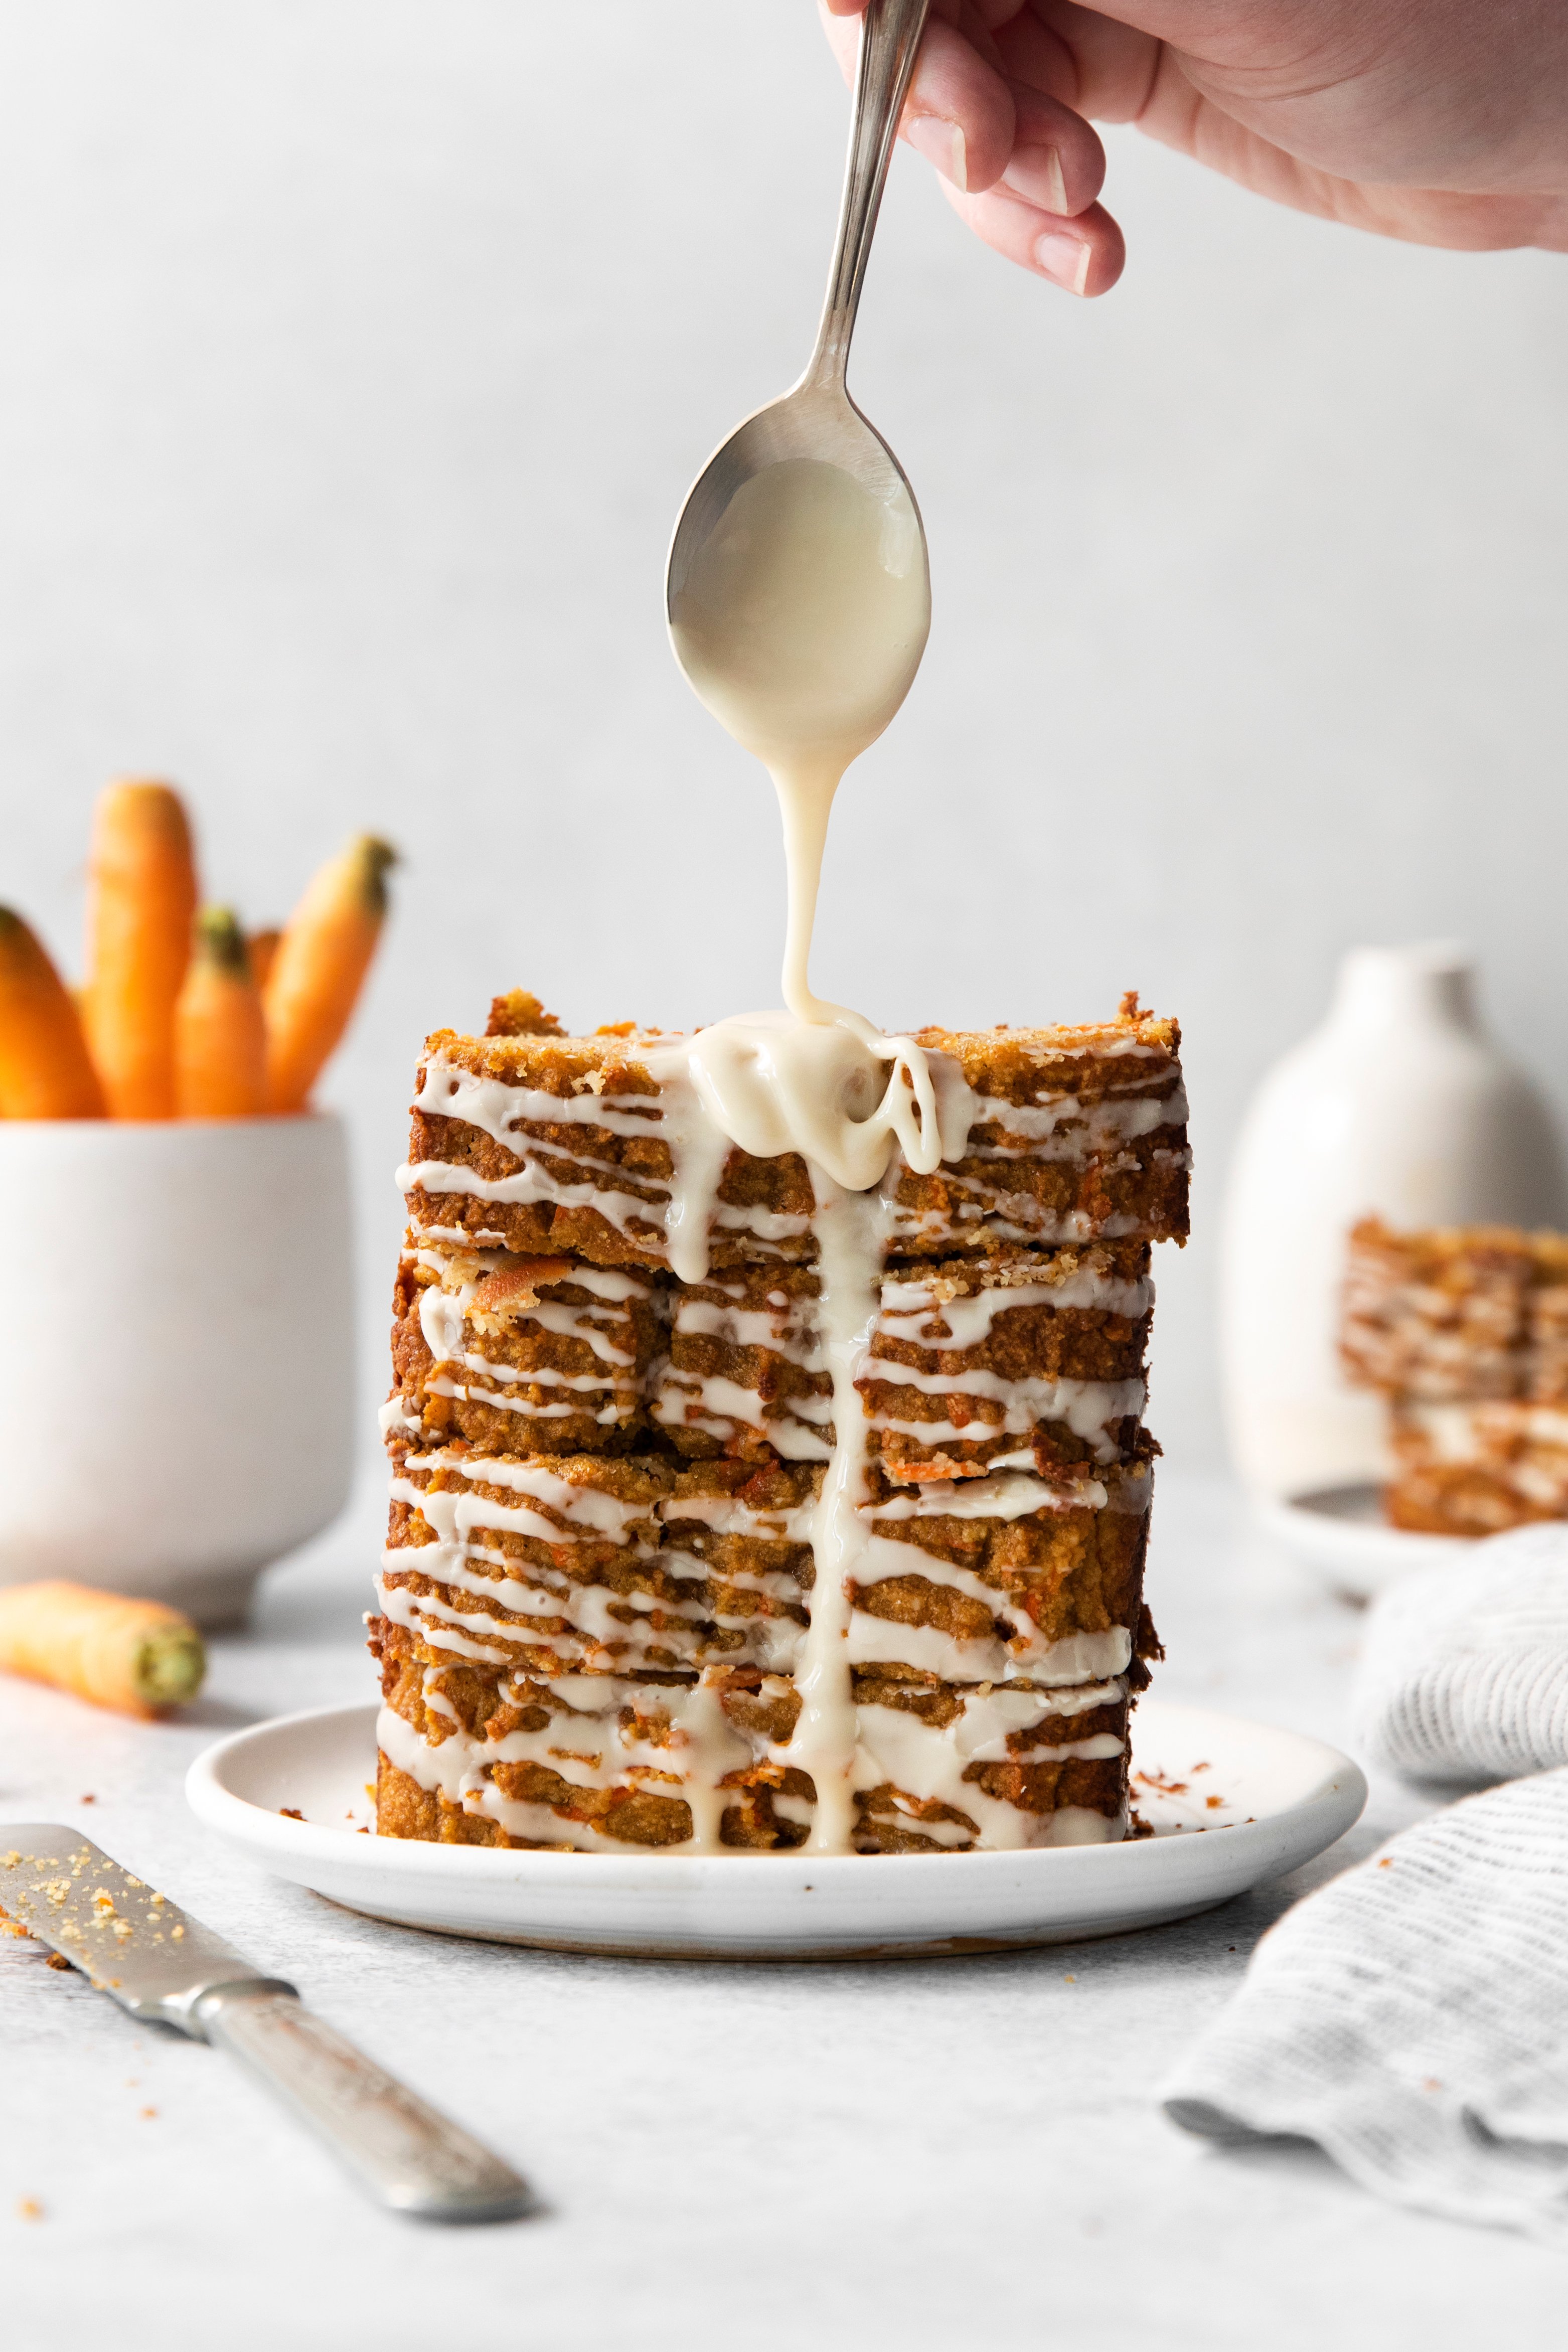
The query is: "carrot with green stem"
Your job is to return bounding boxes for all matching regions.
[0,909,106,1118]
[0,1582,205,1717]
[264,834,397,1112]
[176,907,267,1117]
[83,780,198,1119]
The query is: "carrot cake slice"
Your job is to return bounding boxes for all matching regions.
[1342,1215,1568,1534]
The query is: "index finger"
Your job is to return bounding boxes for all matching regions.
[819,1,1018,191]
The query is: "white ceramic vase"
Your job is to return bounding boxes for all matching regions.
[0,1114,355,1624]
[1220,944,1568,1499]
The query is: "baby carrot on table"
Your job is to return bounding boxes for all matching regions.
[264,834,396,1112]
[0,1582,206,1718]
[83,779,198,1120]
[175,907,267,1118]
[0,909,106,1118]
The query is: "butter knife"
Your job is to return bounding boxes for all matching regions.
[1,1825,533,2223]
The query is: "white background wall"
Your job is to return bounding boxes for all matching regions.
[3,1,1565,1473]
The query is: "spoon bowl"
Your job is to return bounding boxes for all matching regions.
[665,380,930,774]
[666,381,925,624]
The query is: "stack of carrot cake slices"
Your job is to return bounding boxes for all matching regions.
[371,991,1188,1853]
[1342,1216,1568,1535]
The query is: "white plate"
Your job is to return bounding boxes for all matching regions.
[186,1699,1366,1959]
[1260,1481,1470,1602]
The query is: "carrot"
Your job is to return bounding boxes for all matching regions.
[264,834,397,1112]
[83,780,198,1120]
[175,907,268,1118]
[0,909,106,1118]
[246,927,282,990]
[0,1581,206,1718]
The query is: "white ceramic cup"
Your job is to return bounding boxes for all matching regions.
[0,1114,355,1625]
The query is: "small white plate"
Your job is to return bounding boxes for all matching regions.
[186,1699,1366,1960]
[1260,1481,1470,1602]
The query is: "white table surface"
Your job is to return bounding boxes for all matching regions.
[3,1470,1560,2348]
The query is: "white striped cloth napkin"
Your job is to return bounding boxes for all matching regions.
[1162,1523,1568,2236]
[1352,1524,1568,1782]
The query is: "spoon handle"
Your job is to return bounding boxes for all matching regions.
[807,0,932,391]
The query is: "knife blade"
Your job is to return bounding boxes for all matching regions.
[1,1825,534,2224]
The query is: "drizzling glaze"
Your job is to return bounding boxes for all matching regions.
[661,429,960,1846]
[684,1010,959,1191]
[667,453,929,1023]
[645,1025,963,1849]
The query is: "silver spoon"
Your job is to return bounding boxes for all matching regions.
[666,0,932,630]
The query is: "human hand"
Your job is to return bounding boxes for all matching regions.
[820,0,1568,296]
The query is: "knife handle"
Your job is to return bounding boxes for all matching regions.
[196,1985,534,2223]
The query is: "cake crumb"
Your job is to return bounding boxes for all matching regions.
[278,1809,305,1822]
[16,2198,42,2222]
[486,989,564,1039]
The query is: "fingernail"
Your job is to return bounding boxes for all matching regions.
[1034,230,1091,295]
[1002,145,1069,212]
[907,114,968,191]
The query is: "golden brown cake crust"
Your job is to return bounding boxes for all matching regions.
[910,1007,1182,1102]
